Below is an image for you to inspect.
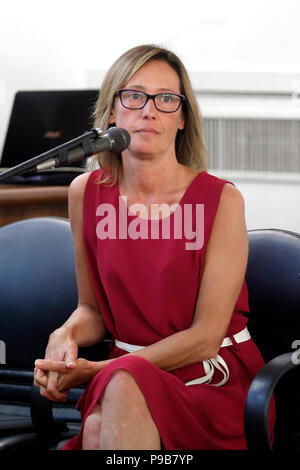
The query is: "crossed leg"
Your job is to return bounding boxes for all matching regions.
[82,369,161,450]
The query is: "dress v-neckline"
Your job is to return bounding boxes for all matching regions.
[116,171,206,222]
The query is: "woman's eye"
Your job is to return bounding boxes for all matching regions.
[160,94,177,104]
[129,93,142,100]
[161,94,172,102]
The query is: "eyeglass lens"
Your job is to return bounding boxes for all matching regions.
[119,90,183,112]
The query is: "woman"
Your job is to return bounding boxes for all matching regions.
[34,44,275,450]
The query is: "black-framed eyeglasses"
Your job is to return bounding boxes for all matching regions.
[116,89,185,113]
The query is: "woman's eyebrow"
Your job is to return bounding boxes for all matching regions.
[126,85,179,93]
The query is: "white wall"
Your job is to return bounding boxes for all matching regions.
[211,171,300,234]
[1,0,300,145]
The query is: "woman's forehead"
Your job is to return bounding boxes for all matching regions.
[124,60,181,93]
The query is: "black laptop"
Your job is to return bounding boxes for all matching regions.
[0,89,99,185]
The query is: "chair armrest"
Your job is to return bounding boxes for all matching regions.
[244,352,300,450]
[30,385,68,444]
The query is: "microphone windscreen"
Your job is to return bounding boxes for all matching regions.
[105,127,130,153]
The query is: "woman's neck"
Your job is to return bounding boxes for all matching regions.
[120,155,183,200]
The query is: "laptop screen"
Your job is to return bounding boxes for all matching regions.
[0,89,99,168]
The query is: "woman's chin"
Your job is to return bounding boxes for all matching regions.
[127,145,158,159]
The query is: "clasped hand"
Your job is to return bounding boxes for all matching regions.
[34,357,93,402]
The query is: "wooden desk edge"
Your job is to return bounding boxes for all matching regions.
[0,185,69,207]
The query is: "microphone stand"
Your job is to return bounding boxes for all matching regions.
[0,128,101,183]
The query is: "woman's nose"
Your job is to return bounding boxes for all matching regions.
[142,98,157,117]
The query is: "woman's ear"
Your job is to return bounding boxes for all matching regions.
[178,114,185,131]
[108,109,115,125]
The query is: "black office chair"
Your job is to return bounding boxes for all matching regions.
[244,229,300,450]
[0,217,109,450]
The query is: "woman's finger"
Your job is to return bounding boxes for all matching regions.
[57,373,74,392]
[46,371,69,401]
[34,367,48,388]
[40,385,68,402]
[35,359,70,373]
[64,345,78,368]
[47,371,59,393]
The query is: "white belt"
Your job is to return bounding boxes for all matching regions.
[115,327,251,387]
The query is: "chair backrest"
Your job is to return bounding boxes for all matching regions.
[245,228,300,363]
[0,216,109,373]
[245,228,300,449]
[0,217,78,369]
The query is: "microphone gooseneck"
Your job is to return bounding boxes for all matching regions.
[0,127,131,182]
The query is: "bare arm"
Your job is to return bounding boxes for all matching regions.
[59,172,108,347]
[45,172,108,350]
[34,172,108,400]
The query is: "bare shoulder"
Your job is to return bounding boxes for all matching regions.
[218,183,245,214]
[68,171,92,203]
[211,182,247,240]
[68,172,93,226]
[207,182,248,259]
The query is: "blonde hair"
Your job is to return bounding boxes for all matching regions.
[90,44,207,185]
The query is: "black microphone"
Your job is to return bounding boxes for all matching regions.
[58,127,131,166]
[0,127,130,182]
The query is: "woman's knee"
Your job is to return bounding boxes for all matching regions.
[103,369,140,400]
[82,403,101,450]
[102,369,147,414]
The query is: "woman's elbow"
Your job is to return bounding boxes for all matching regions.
[189,327,223,361]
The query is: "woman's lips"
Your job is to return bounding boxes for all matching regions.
[135,128,159,135]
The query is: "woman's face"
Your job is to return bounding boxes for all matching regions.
[109,60,185,159]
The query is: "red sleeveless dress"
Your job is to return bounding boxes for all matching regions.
[62,169,275,450]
